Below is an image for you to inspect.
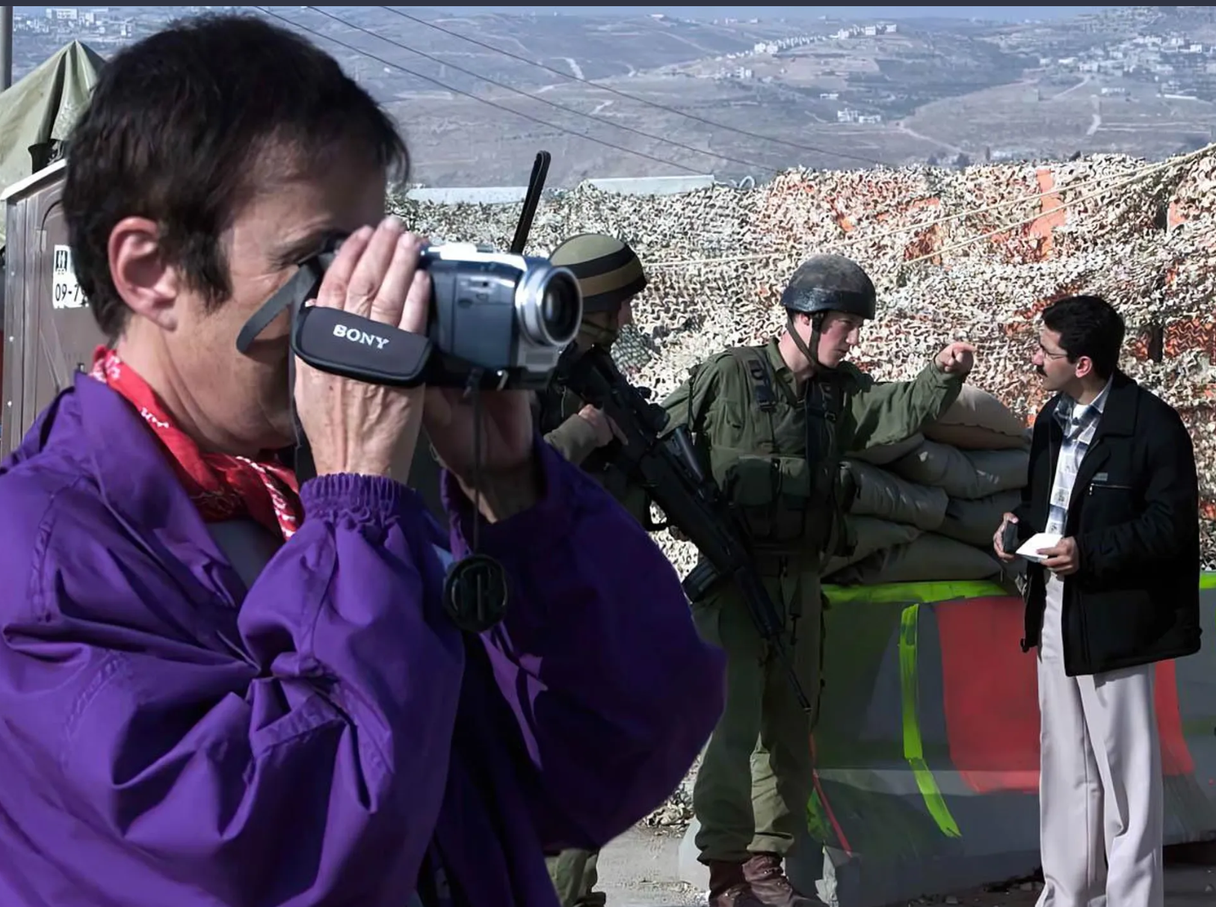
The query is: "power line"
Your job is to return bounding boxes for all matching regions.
[253,7,734,178]
[380,6,891,169]
[303,6,783,177]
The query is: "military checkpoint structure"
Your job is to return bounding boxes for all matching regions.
[3,37,1216,907]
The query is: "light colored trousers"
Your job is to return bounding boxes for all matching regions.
[1035,652,1164,907]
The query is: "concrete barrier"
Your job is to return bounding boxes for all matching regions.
[679,575,1216,907]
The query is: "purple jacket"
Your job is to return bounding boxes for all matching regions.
[0,374,725,907]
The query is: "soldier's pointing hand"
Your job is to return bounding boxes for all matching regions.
[935,341,977,376]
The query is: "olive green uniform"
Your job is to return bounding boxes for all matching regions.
[545,840,605,907]
[540,232,651,907]
[538,382,652,526]
[662,337,963,864]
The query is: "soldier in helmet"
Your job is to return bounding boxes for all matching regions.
[538,233,652,525]
[539,233,651,907]
[662,254,976,907]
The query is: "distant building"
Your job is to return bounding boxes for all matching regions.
[838,108,881,123]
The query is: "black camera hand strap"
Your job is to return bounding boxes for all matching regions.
[440,370,511,635]
[237,259,328,484]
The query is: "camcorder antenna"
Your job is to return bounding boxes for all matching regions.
[510,151,551,255]
[442,150,553,635]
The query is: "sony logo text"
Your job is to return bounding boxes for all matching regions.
[333,324,390,350]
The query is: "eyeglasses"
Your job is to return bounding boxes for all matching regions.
[1036,342,1070,360]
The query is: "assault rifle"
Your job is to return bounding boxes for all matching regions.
[557,345,812,713]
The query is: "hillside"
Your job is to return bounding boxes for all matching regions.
[310,7,809,95]
[14,6,1216,184]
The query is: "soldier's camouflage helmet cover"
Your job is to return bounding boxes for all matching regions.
[550,234,647,315]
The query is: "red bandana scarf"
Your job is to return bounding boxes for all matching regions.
[90,346,303,540]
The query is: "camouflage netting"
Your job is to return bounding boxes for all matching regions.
[389,146,1216,571]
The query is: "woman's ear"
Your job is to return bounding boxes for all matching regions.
[108,217,182,330]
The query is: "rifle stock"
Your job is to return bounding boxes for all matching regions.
[559,346,813,713]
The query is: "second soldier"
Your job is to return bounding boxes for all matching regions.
[539,233,652,907]
[663,254,976,907]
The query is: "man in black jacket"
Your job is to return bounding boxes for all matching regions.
[994,294,1200,907]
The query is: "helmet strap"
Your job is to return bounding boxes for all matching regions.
[788,311,830,374]
[578,312,620,349]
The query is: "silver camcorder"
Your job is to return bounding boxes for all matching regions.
[236,236,583,390]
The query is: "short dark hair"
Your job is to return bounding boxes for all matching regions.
[1041,294,1126,379]
[63,13,409,339]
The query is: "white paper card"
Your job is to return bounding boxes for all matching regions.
[1016,532,1062,562]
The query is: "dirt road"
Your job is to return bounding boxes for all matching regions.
[597,827,702,907]
[597,826,1216,907]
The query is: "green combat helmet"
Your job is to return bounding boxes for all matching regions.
[779,253,876,369]
[550,233,647,315]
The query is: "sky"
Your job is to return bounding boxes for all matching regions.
[423,6,1115,22]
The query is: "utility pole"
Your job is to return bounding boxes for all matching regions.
[1,6,13,92]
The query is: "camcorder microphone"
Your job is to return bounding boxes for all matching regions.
[236,237,583,391]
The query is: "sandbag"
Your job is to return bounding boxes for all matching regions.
[841,459,948,531]
[823,515,923,576]
[924,385,1029,451]
[849,432,925,466]
[937,490,1023,547]
[828,533,1003,586]
[890,440,1028,500]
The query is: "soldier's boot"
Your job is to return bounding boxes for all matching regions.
[706,861,766,907]
[742,853,820,907]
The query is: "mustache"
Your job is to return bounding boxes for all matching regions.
[1035,364,1047,376]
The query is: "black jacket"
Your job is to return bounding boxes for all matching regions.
[1015,371,1201,676]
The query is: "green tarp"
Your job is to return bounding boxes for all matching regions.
[0,40,103,246]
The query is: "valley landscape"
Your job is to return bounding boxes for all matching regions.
[11,5,1216,186]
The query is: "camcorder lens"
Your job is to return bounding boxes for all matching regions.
[541,274,581,344]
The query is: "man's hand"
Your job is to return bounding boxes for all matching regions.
[577,404,626,448]
[993,512,1018,563]
[1038,537,1081,577]
[935,341,977,376]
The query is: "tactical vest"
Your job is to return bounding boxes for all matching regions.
[688,345,853,560]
